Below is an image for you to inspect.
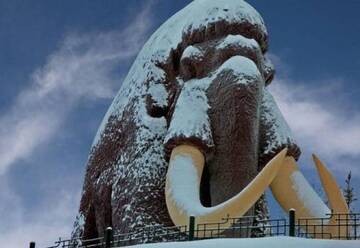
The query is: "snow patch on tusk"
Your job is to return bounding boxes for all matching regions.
[270,155,350,239]
[289,170,330,218]
[166,154,206,216]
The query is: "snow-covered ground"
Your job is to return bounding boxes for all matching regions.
[123,237,359,248]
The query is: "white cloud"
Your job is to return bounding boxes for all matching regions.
[268,56,360,176]
[266,54,360,216]
[0,177,80,248]
[0,3,154,247]
[0,3,153,175]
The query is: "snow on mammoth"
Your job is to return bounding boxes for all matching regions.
[73,0,349,241]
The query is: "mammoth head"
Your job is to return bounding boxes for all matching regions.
[84,0,348,239]
[135,0,303,227]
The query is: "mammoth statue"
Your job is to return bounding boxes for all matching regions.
[73,0,348,240]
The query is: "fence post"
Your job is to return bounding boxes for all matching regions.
[29,242,36,248]
[189,216,195,241]
[105,227,113,248]
[289,208,296,237]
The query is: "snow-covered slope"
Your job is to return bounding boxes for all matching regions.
[123,237,359,248]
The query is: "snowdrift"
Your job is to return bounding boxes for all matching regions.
[123,237,359,248]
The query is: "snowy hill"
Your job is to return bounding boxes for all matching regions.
[123,237,359,248]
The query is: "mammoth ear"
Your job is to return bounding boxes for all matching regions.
[258,88,301,170]
[145,83,170,118]
[263,55,275,86]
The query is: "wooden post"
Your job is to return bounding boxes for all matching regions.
[105,227,113,248]
[189,216,195,241]
[289,208,296,237]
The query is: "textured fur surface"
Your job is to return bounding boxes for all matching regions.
[72,0,300,240]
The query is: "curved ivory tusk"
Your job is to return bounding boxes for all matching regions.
[312,154,349,238]
[312,154,348,214]
[165,145,287,237]
[270,155,349,239]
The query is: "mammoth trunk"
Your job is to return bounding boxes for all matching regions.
[206,70,262,207]
[164,56,264,212]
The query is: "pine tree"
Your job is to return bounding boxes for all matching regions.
[251,194,270,237]
[343,171,357,212]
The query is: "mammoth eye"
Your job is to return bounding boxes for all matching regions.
[145,83,169,118]
[180,45,204,80]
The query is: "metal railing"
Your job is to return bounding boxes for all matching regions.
[30,210,360,248]
[296,212,360,240]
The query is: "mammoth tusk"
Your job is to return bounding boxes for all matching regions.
[270,156,331,219]
[312,154,348,215]
[270,155,349,239]
[312,154,349,238]
[165,145,287,237]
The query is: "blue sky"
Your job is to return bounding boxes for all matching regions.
[0,0,359,246]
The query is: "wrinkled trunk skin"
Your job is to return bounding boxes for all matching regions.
[206,71,262,207]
